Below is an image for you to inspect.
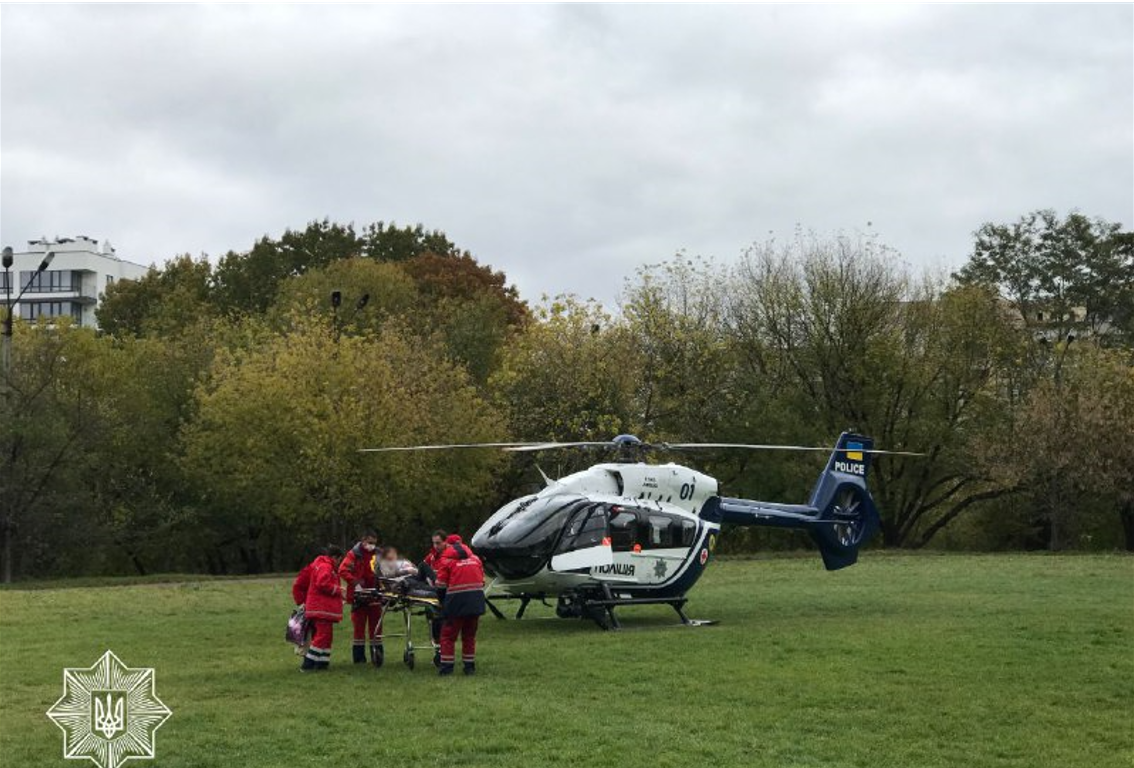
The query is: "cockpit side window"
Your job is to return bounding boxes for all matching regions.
[489,496,587,545]
[554,505,609,554]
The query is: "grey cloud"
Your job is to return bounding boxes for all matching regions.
[2,4,1131,303]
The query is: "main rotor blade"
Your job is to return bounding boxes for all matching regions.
[503,442,616,452]
[661,443,925,456]
[359,442,540,453]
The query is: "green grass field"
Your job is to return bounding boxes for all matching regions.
[1,554,1131,768]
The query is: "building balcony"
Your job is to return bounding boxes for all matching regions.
[20,288,98,304]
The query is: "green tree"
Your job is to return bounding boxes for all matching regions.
[730,234,1022,547]
[491,296,639,443]
[271,256,521,383]
[270,257,421,337]
[84,331,221,575]
[621,257,737,441]
[360,221,460,262]
[212,219,476,316]
[96,255,214,337]
[1,322,123,580]
[974,346,1134,550]
[955,210,1133,345]
[179,316,506,571]
[399,251,528,383]
[401,252,527,326]
[213,220,364,315]
[422,293,514,384]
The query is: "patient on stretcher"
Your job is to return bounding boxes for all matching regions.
[378,547,418,579]
[377,547,437,599]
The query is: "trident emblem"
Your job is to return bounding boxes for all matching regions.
[93,692,125,738]
[48,651,170,768]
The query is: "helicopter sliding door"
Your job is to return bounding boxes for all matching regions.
[607,506,699,585]
[549,505,613,572]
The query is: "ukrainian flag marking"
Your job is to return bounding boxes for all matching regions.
[846,442,864,461]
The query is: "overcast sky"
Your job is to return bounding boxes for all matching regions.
[2,4,1131,303]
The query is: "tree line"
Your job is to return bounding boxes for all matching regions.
[1,212,1130,581]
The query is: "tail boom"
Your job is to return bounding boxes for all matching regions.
[711,432,881,570]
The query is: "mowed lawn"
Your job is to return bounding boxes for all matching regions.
[1,555,1131,768]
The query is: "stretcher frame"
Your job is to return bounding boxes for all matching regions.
[354,577,442,670]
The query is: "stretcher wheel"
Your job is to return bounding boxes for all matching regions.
[404,649,415,670]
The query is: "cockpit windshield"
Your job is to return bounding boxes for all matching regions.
[472,494,590,579]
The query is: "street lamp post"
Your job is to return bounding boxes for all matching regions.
[327,290,370,542]
[2,246,56,392]
[2,244,54,583]
[1,247,11,385]
[330,290,370,344]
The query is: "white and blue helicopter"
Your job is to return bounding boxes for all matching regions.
[361,432,920,629]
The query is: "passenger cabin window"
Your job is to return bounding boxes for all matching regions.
[609,511,637,551]
[679,519,698,546]
[607,507,697,551]
[647,515,672,547]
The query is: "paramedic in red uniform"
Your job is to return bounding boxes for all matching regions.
[421,529,447,666]
[422,529,447,574]
[293,545,345,672]
[339,531,383,666]
[433,533,486,676]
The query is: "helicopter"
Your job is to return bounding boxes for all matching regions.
[360,432,920,629]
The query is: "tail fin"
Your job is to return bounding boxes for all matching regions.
[807,432,880,570]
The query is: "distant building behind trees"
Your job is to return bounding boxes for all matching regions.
[3,236,147,329]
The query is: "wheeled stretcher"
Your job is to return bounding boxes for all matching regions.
[352,577,441,669]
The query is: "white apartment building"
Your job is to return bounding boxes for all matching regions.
[2,236,149,329]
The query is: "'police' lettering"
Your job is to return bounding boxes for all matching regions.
[834,461,866,476]
[593,563,636,576]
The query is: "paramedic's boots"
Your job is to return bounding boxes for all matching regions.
[352,645,367,665]
[463,662,476,676]
[370,643,384,668]
[300,656,316,672]
[438,663,455,676]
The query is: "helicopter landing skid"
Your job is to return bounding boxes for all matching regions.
[573,587,716,631]
[485,593,551,620]
[489,591,715,630]
[680,618,718,628]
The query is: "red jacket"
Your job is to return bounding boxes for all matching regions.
[434,539,486,618]
[422,546,444,577]
[292,563,312,605]
[295,555,344,622]
[338,543,377,602]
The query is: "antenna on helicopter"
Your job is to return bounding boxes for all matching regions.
[535,465,557,487]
